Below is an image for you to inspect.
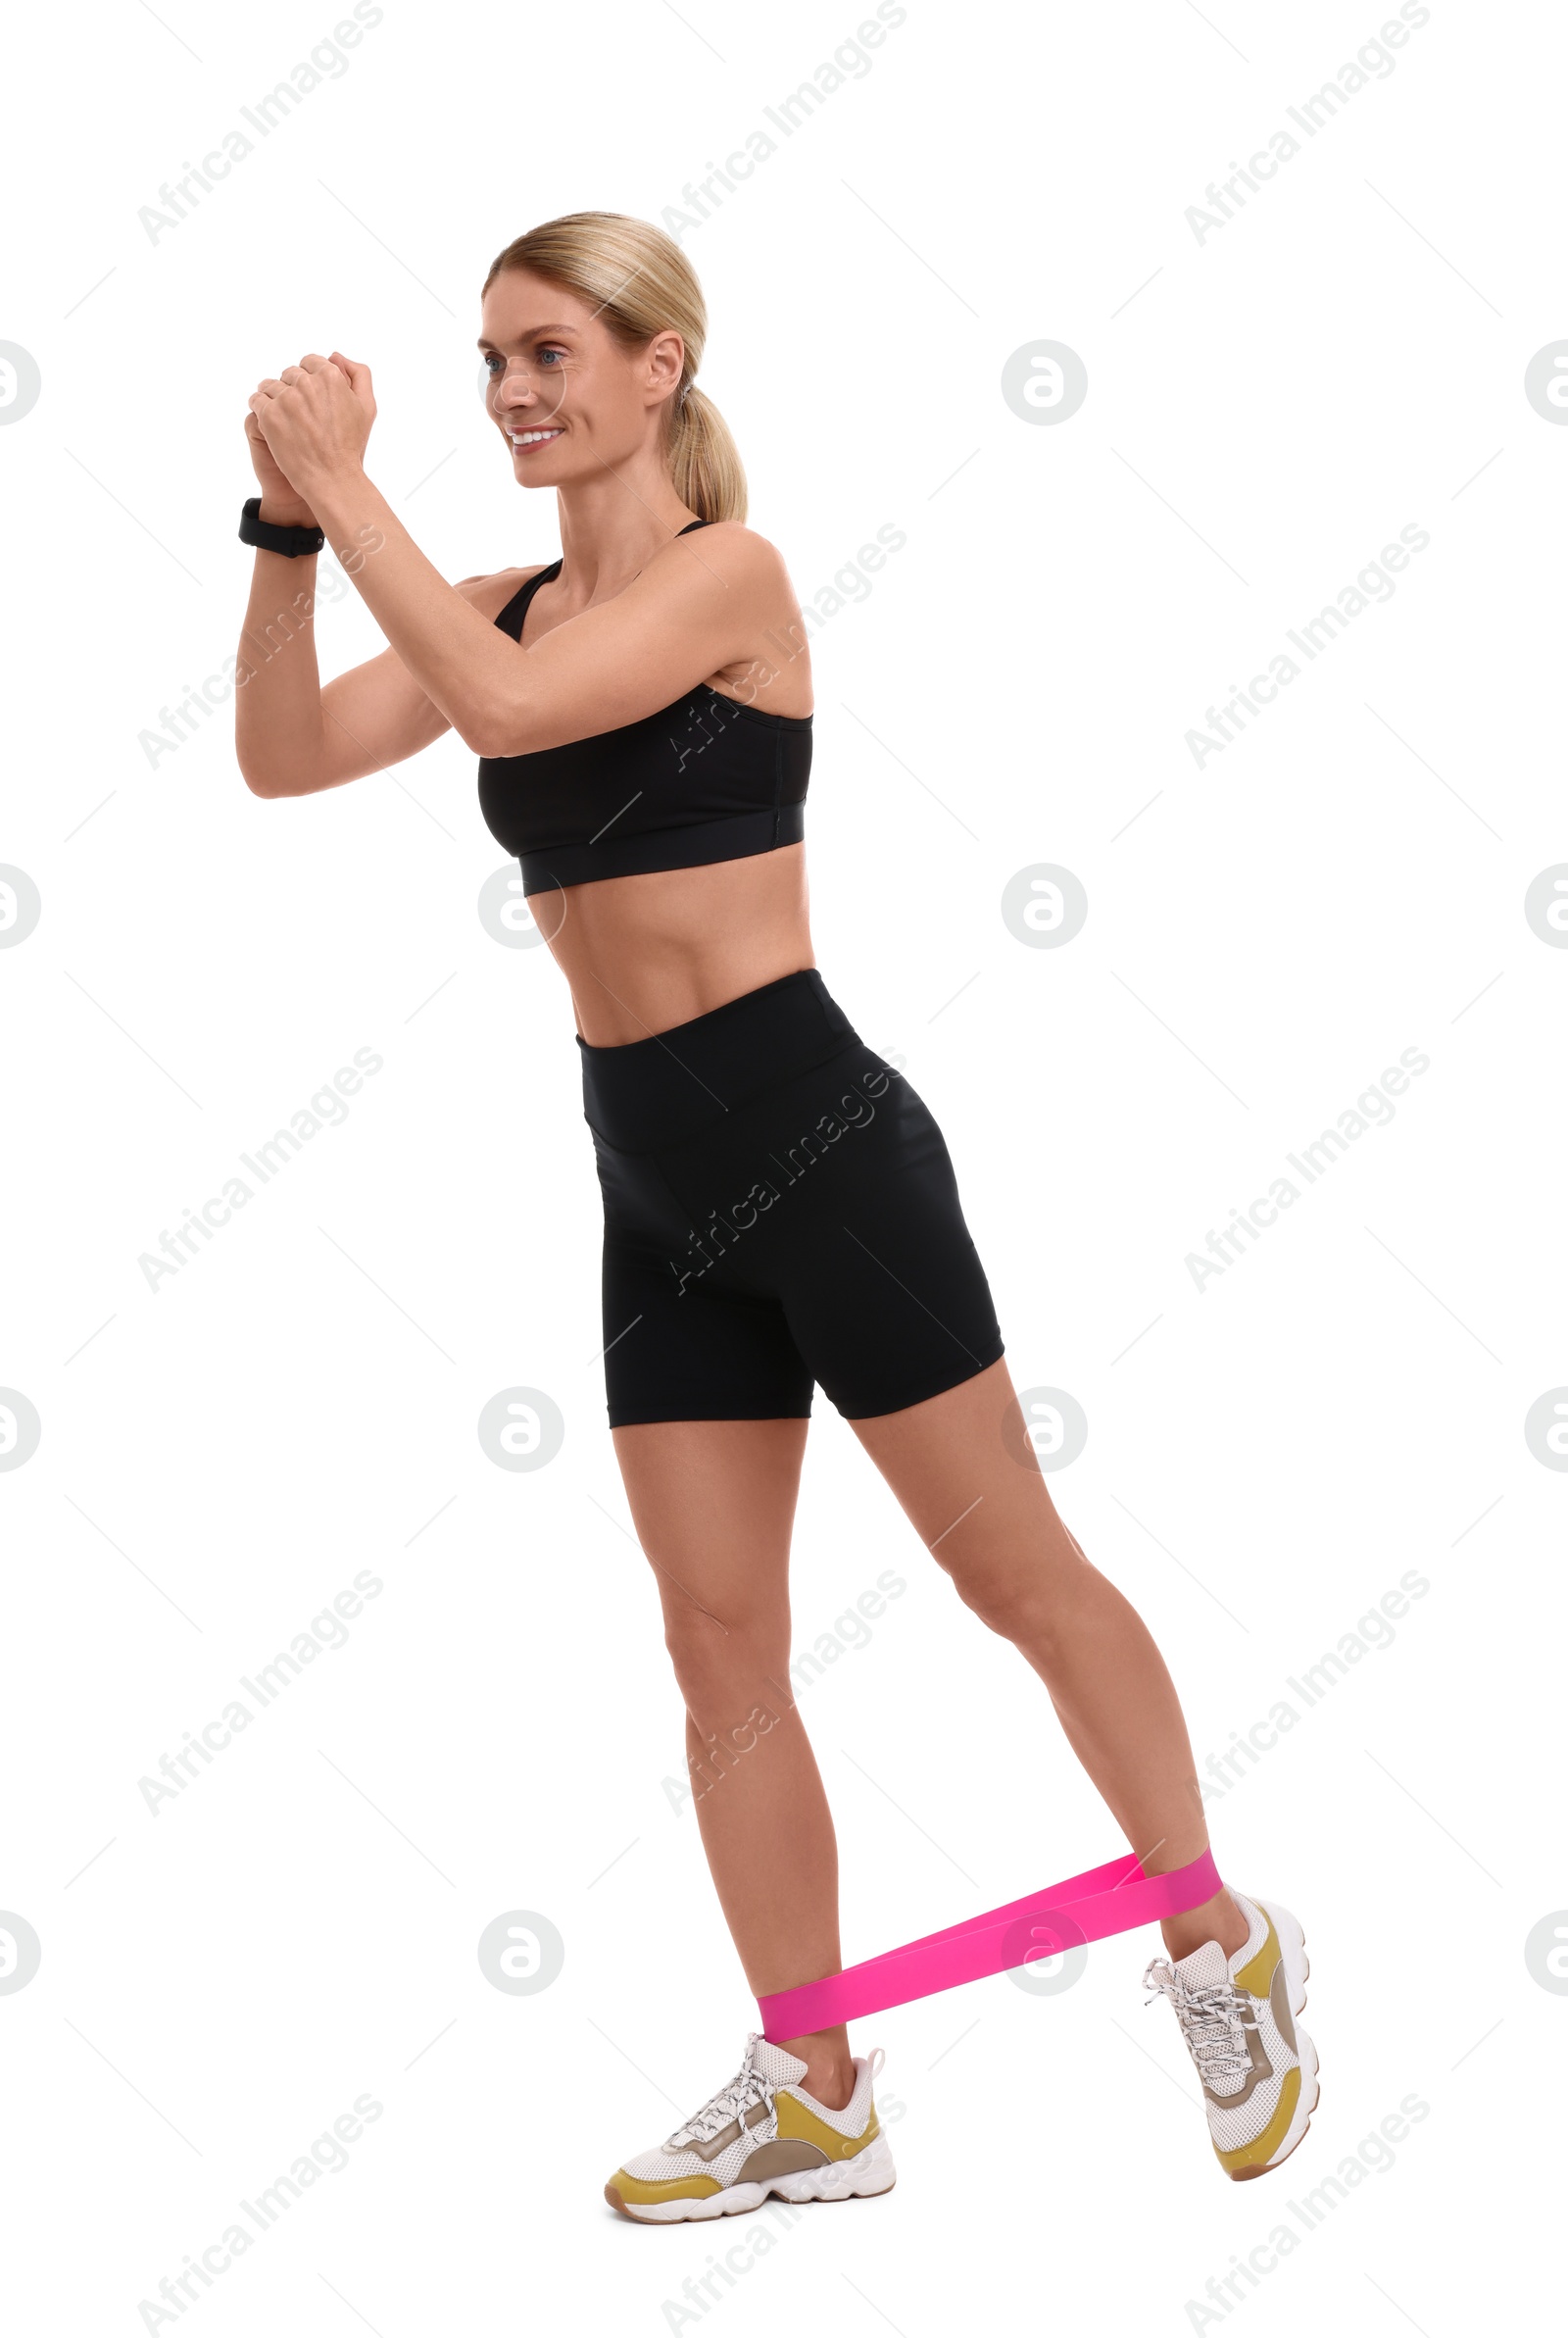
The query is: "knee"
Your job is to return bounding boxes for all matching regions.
[944,1555,1066,1654]
[662,1607,784,1732]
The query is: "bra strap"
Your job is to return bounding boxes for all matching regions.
[496,523,705,640]
[492,560,562,643]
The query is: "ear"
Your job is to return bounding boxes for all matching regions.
[646,327,686,402]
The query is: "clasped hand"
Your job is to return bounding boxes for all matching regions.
[247,351,375,496]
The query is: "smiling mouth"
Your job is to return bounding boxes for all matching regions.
[507,427,564,450]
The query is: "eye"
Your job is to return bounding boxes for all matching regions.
[538,346,568,368]
[482,352,503,375]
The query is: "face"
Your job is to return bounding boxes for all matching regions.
[477,268,685,481]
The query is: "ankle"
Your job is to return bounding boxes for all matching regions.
[799,2055,857,2111]
[1160,1886,1250,1964]
[775,2031,857,2111]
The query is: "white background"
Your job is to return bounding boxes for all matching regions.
[2,0,1561,2329]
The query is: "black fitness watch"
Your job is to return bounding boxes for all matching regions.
[239,496,325,557]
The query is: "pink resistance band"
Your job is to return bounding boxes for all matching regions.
[757,1847,1221,2041]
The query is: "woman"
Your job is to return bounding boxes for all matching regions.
[236,211,1316,2220]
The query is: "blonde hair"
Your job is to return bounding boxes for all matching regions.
[482,211,747,524]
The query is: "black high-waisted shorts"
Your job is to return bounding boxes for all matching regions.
[577,968,1005,1426]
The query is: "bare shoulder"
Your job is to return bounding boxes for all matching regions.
[667,523,811,717]
[661,520,789,585]
[655,520,800,632]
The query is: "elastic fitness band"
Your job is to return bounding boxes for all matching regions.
[757,1846,1221,2041]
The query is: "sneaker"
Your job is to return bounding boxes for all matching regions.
[1143,1891,1318,2180]
[604,2033,896,2223]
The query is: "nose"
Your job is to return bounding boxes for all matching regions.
[481,355,567,423]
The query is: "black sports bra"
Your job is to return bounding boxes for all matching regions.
[476,519,812,895]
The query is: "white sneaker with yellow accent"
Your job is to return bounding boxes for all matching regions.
[1143,1890,1318,2180]
[605,2034,895,2223]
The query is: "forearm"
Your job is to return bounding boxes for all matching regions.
[234,496,330,795]
[300,466,524,752]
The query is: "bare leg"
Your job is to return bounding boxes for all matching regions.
[612,1364,1246,2105]
[850,1359,1249,1965]
[612,1416,858,2105]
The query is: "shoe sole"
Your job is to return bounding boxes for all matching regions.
[606,2131,897,2224]
[1229,1900,1318,2181]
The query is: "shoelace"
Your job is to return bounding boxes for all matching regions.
[665,2058,776,2150]
[1142,1957,1254,2091]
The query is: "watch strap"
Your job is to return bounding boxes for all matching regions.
[240,496,324,557]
